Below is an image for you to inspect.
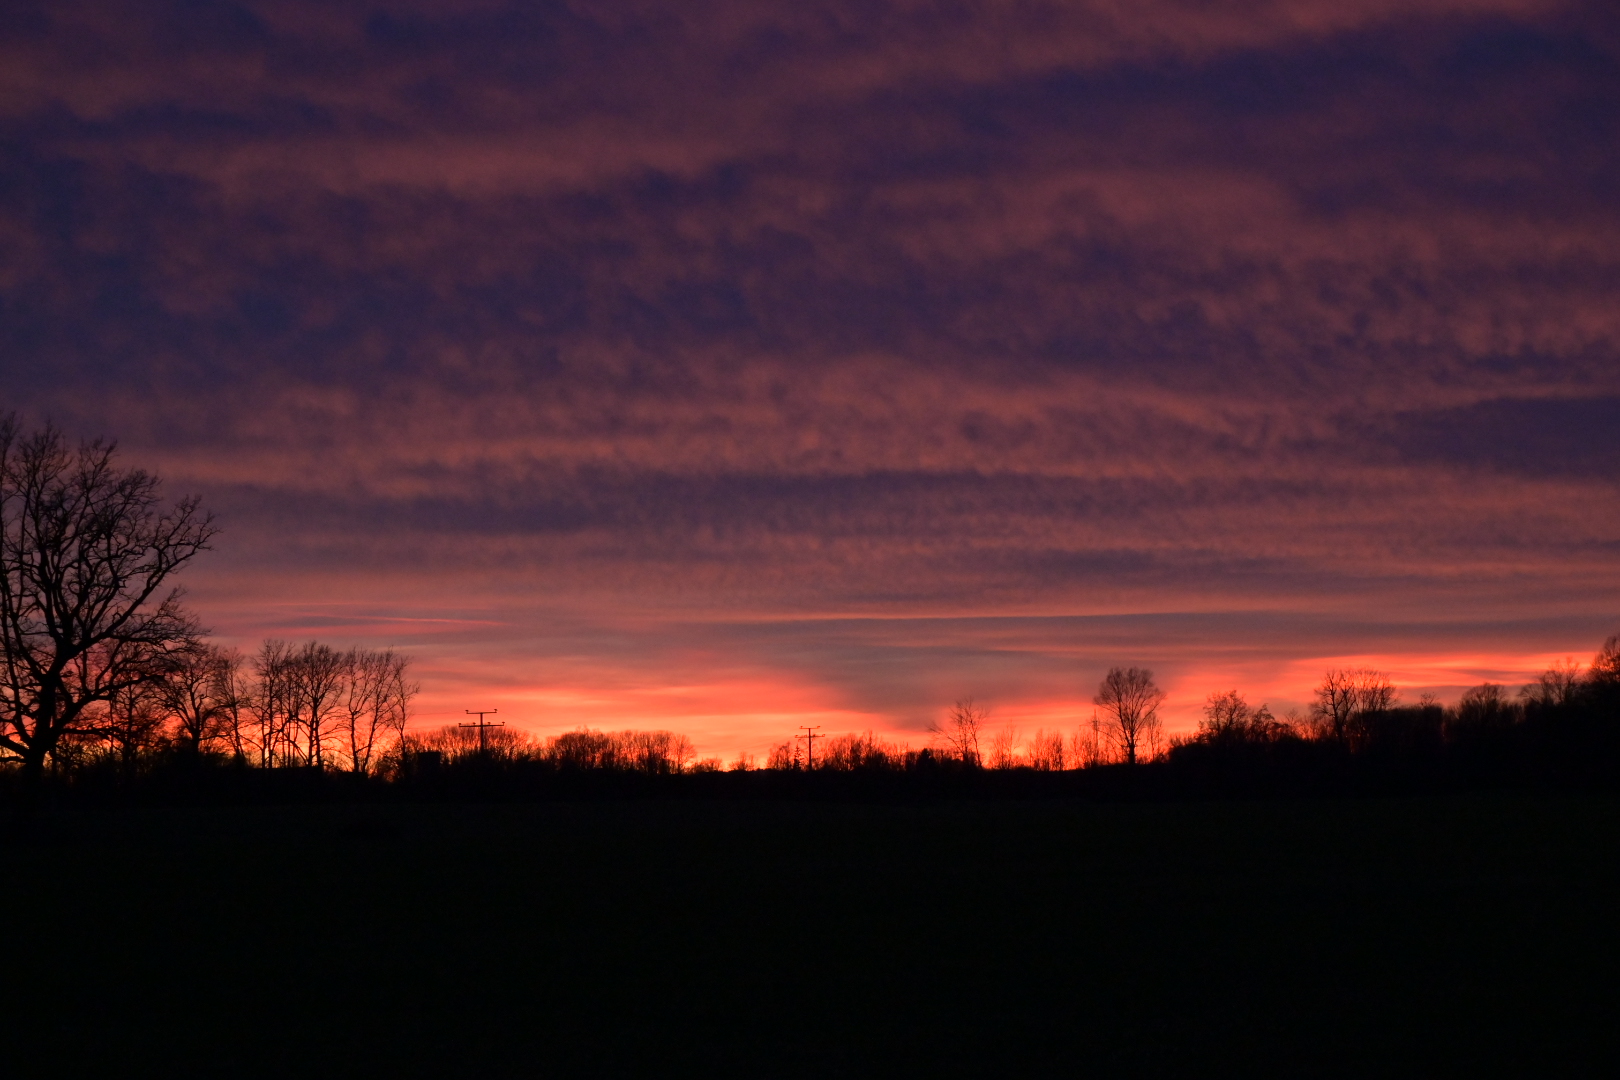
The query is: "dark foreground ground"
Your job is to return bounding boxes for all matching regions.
[6,795,1618,1077]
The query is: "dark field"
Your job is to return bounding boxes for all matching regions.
[8,795,1619,1077]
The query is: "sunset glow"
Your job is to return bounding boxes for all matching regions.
[5,0,1618,757]
[8,9,1618,1078]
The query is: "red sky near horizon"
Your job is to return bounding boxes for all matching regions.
[4,0,1619,761]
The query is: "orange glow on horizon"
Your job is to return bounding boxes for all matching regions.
[409,676,902,762]
[403,649,1588,762]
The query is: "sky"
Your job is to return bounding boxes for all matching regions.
[4,0,1619,758]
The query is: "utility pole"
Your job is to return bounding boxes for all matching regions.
[461,709,504,754]
[796,725,822,770]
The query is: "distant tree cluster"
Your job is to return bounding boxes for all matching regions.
[1162,642,1620,789]
[406,724,700,774]
[47,639,417,779]
[752,647,1620,783]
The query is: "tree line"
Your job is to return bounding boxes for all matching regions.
[52,638,421,777]
[740,641,1620,780]
[406,724,700,774]
[5,417,1618,797]
[0,419,420,784]
[422,639,1618,783]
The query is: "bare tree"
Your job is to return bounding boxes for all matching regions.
[1026,728,1066,771]
[1521,658,1582,709]
[1070,713,1108,768]
[1311,668,1396,748]
[1588,635,1620,689]
[548,728,621,770]
[159,642,238,756]
[212,647,252,761]
[618,730,695,774]
[818,731,903,771]
[0,420,215,782]
[1449,682,1520,736]
[539,727,699,773]
[1093,667,1166,765]
[1196,690,1281,744]
[248,639,294,767]
[988,724,1021,769]
[286,641,346,768]
[1201,690,1251,737]
[928,698,986,766]
[94,679,170,777]
[337,648,416,775]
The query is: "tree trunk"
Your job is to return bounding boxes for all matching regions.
[18,739,50,793]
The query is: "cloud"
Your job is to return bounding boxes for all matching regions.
[1385,396,1620,476]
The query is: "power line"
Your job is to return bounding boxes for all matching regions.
[460,709,504,754]
[797,725,822,767]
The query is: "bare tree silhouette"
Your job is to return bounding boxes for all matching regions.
[1070,713,1108,768]
[159,642,239,757]
[766,740,798,770]
[0,420,215,783]
[93,680,169,778]
[1026,729,1066,771]
[1521,659,1582,710]
[247,639,293,767]
[1093,667,1166,765]
[1448,682,1521,740]
[549,728,620,770]
[818,731,902,770]
[1311,668,1396,749]
[929,699,986,766]
[1589,634,1620,693]
[290,641,347,769]
[337,648,416,775]
[988,724,1021,769]
[1196,690,1282,745]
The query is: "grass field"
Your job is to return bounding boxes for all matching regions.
[7,794,1618,1077]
